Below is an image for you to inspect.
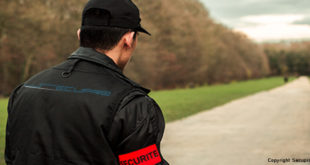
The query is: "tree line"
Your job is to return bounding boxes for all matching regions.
[0,0,308,96]
[264,42,310,76]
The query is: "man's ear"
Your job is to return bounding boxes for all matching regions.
[77,28,81,41]
[123,31,135,48]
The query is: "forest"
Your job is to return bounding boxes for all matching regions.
[0,0,309,96]
[264,42,310,76]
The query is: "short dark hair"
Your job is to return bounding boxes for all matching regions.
[80,26,137,50]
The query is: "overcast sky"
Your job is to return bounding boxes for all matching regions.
[198,0,310,42]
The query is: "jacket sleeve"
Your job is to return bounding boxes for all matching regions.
[5,84,23,165]
[108,92,169,165]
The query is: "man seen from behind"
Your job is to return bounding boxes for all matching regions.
[5,0,169,164]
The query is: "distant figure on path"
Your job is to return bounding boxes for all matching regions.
[5,0,169,164]
[284,75,289,83]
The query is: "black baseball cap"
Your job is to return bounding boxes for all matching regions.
[81,0,150,35]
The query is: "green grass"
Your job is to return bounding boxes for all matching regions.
[0,76,294,165]
[0,99,8,165]
[150,76,294,122]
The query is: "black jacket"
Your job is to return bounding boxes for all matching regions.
[5,47,169,165]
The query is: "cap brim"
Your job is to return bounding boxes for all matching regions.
[135,26,151,36]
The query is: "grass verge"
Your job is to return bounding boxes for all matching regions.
[150,76,294,122]
[0,99,8,165]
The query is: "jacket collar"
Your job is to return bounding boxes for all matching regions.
[69,47,123,74]
[68,47,150,93]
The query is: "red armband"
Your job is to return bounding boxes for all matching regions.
[118,144,162,165]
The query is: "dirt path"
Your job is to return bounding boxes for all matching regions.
[161,77,310,165]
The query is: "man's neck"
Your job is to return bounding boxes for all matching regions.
[96,48,125,70]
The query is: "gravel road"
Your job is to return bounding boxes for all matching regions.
[161,77,310,165]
